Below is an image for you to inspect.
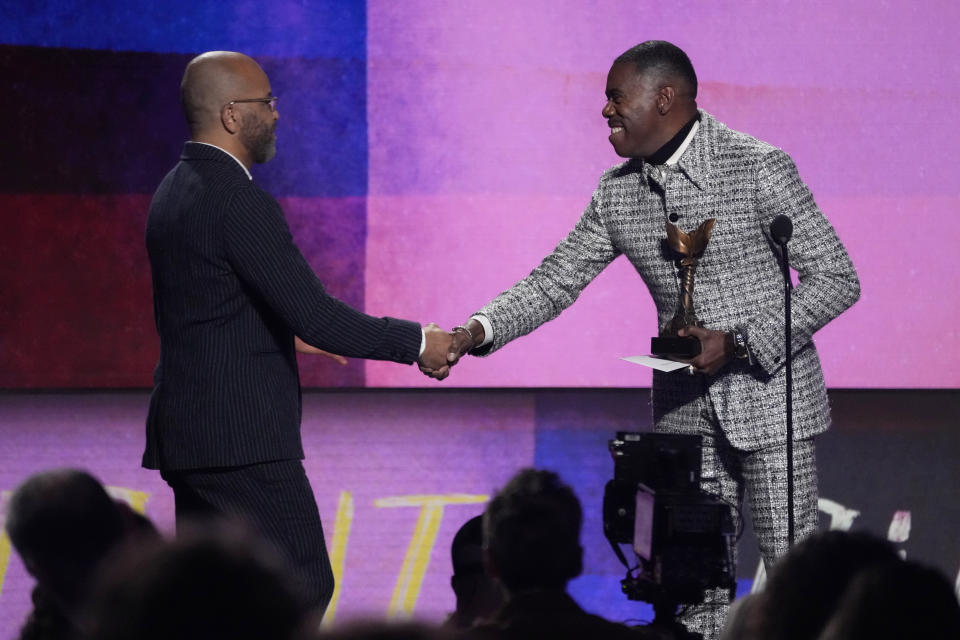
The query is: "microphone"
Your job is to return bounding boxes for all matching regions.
[771,215,793,246]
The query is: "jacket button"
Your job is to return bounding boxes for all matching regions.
[669,213,680,222]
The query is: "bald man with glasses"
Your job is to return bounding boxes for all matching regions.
[144,51,452,614]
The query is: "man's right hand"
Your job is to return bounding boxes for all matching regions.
[447,318,485,366]
[676,326,733,376]
[418,319,486,380]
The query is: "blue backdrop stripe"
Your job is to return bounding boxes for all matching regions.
[0,0,366,59]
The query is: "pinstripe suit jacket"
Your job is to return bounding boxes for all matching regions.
[144,143,421,470]
[475,111,859,451]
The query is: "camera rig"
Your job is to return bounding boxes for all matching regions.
[603,432,737,630]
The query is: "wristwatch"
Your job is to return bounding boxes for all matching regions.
[731,330,751,361]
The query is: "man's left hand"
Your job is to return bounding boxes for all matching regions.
[294,336,348,365]
[677,326,733,376]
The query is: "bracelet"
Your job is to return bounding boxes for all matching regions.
[452,325,476,349]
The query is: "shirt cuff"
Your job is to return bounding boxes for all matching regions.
[419,329,426,357]
[471,315,494,347]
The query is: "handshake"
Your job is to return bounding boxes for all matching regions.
[417,321,484,381]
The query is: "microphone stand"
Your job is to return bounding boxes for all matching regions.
[781,242,794,546]
[771,216,795,547]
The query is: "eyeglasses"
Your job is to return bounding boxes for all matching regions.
[225,96,279,112]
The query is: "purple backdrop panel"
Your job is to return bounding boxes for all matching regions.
[283,196,368,387]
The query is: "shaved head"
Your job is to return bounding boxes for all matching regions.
[180,51,268,136]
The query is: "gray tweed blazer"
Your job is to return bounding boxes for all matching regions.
[474,110,860,451]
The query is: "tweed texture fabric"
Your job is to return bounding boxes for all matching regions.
[474,110,859,452]
[662,390,818,640]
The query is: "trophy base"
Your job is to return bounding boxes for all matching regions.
[651,336,701,358]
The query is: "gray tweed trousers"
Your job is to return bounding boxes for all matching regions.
[657,383,818,640]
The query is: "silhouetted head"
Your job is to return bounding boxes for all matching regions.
[311,621,456,640]
[446,515,501,628]
[6,469,129,612]
[483,469,583,593]
[760,530,902,640]
[85,528,310,640]
[451,515,485,577]
[818,559,960,640]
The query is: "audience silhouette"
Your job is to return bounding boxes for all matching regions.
[6,467,958,640]
[817,557,960,640]
[463,468,654,639]
[84,525,312,640]
[5,468,157,639]
[443,515,502,630]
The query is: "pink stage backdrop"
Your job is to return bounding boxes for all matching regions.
[363,0,960,389]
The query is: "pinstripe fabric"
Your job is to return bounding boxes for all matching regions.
[162,460,335,612]
[660,390,818,640]
[474,110,859,451]
[145,143,421,615]
[144,143,422,470]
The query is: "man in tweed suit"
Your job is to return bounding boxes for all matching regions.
[432,41,859,638]
[146,51,452,615]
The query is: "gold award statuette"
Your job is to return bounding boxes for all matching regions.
[651,218,716,357]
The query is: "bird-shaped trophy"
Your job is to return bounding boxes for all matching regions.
[651,218,716,358]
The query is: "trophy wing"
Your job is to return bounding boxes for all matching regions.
[687,218,717,254]
[665,222,692,254]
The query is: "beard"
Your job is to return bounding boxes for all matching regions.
[239,112,277,164]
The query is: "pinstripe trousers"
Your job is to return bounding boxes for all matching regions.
[162,460,335,614]
[656,384,819,640]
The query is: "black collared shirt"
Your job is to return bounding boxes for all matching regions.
[645,113,701,165]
